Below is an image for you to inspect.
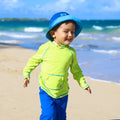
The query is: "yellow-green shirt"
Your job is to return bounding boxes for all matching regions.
[23,41,89,98]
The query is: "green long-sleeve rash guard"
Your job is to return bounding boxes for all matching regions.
[23,41,89,99]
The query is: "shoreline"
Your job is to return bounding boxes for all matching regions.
[6,42,120,84]
[1,42,120,85]
[1,43,120,120]
[1,42,120,84]
[87,76,120,85]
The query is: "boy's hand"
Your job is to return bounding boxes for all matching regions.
[85,87,92,94]
[23,77,30,88]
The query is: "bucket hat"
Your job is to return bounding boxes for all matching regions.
[46,12,82,41]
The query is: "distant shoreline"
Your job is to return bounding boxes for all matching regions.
[0,18,49,21]
[0,18,120,21]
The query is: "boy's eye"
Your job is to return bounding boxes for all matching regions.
[63,30,75,35]
[71,31,75,34]
[64,31,68,33]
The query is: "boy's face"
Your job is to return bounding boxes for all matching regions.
[50,22,75,46]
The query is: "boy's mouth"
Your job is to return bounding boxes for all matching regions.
[66,39,72,42]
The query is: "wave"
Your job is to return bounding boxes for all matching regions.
[106,25,120,29]
[24,27,45,32]
[111,37,120,41]
[71,44,87,48]
[79,33,91,36]
[77,33,94,40]
[0,40,21,44]
[93,25,103,30]
[91,49,120,54]
[76,37,93,40]
[0,32,39,39]
[92,25,120,31]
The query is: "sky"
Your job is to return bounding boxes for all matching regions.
[0,0,120,20]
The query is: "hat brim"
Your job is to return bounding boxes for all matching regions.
[46,15,82,41]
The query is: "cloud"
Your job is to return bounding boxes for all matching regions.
[30,0,86,17]
[0,0,120,19]
[0,0,24,11]
[58,0,71,4]
[102,0,120,12]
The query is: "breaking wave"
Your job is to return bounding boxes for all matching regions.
[91,49,120,54]
[24,27,45,32]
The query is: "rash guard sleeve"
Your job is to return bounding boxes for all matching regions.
[23,45,45,79]
[70,49,89,89]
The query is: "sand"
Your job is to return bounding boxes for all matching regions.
[0,43,120,120]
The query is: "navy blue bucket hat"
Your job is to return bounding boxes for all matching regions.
[46,12,82,41]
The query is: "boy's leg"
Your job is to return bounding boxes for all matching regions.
[39,88,56,120]
[55,95,68,120]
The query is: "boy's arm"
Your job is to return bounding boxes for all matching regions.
[70,49,91,93]
[23,46,44,79]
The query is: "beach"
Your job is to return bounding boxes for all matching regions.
[0,43,120,120]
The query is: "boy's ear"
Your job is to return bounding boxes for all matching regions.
[50,30,56,38]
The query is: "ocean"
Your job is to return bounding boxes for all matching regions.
[0,20,120,83]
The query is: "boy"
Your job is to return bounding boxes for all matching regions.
[23,12,91,120]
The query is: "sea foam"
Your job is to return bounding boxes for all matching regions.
[111,37,120,41]
[0,40,21,44]
[106,25,120,29]
[91,49,120,54]
[0,32,38,39]
[24,27,44,32]
[93,25,103,30]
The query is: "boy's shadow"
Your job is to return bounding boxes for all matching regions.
[111,119,120,120]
